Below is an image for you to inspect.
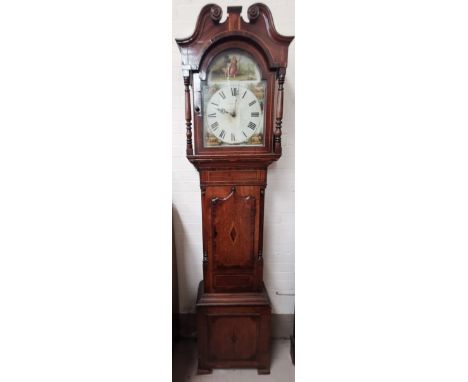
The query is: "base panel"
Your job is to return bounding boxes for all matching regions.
[196,281,271,373]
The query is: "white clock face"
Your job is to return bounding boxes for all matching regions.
[202,48,265,147]
[205,85,262,145]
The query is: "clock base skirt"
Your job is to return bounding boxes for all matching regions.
[196,281,271,374]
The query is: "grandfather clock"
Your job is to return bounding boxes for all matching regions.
[175,3,293,374]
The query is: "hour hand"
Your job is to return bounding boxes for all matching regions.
[216,107,229,114]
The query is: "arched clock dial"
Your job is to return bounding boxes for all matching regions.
[205,85,262,144]
[201,48,266,148]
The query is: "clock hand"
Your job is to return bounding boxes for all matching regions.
[216,107,229,114]
[230,98,237,117]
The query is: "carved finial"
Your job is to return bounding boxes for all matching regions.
[277,67,286,82]
[210,5,222,23]
[247,5,260,22]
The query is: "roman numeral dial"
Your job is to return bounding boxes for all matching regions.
[204,84,263,146]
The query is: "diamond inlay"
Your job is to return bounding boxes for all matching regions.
[229,225,237,242]
[230,328,238,343]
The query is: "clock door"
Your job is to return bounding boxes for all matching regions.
[205,185,262,292]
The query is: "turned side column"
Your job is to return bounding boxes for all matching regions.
[274,67,286,155]
[183,75,193,156]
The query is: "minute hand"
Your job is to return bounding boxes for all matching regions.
[230,98,237,117]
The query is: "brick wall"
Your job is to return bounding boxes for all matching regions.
[172,0,295,314]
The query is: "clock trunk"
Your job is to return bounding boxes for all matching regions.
[201,170,266,293]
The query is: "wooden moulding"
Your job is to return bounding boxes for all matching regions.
[196,281,270,307]
[200,169,267,186]
[187,155,281,170]
[175,3,294,71]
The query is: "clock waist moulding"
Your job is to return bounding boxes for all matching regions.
[175,3,293,374]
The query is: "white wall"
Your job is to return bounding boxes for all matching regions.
[172,0,295,314]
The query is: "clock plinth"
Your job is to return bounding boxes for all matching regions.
[196,281,271,375]
[176,3,293,373]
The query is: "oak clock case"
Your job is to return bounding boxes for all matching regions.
[176,3,293,375]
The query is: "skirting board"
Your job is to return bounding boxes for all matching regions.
[175,313,294,340]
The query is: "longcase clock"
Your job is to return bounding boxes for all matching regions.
[175,3,294,374]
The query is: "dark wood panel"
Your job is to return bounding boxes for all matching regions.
[196,281,271,374]
[211,189,255,269]
[214,274,252,291]
[208,315,259,361]
[203,185,263,293]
